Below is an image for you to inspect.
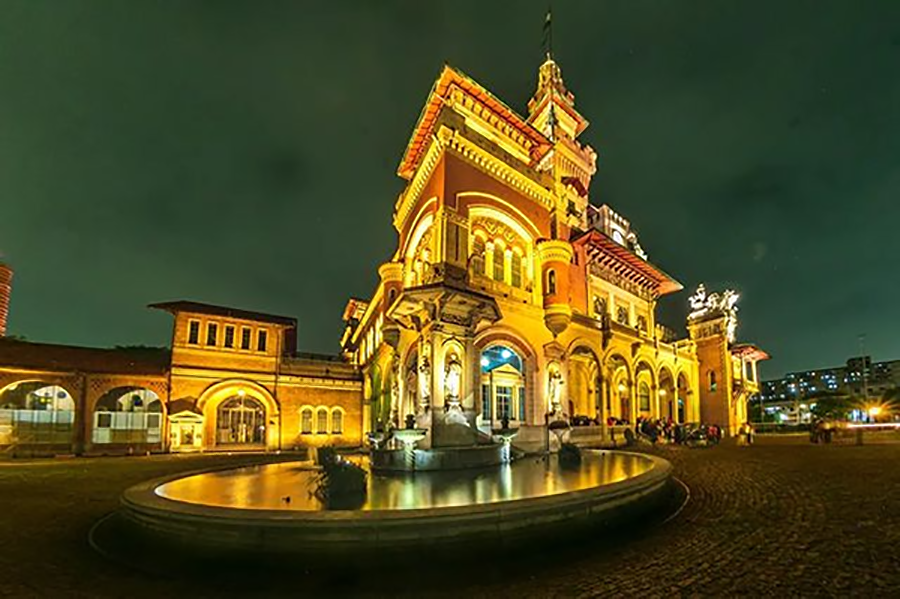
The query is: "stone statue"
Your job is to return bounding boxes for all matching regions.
[547,368,564,414]
[444,353,462,404]
[418,353,431,411]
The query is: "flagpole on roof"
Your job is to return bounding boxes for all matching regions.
[544,6,553,60]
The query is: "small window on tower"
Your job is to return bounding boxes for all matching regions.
[224,325,235,348]
[257,329,268,352]
[188,320,200,345]
[709,371,718,392]
[241,327,252,350]
[206,323,218,347]
[547,270,556,295]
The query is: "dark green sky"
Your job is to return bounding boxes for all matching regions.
[1,1,898,379]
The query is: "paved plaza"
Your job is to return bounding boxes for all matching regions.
[1,437,897,598]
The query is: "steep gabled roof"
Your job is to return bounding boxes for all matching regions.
[397,65,552,179]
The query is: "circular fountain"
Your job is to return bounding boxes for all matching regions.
[119,449,672,558]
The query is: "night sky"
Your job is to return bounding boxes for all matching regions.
[1,1,898,379]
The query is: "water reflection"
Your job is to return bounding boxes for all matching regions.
[155,451,653,512]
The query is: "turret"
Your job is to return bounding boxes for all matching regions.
[537,240,573,336]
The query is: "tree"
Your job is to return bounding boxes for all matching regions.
[808,391,855,420]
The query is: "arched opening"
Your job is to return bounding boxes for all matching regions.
[568,346,601,424]
[677,373,689,423]
[0,381,76,446]
[216,394,266,446]
[546,269,557,295]
[634,361,656,417]
[658,369,677,423]
[92,387,162,445]
[708,370,718,392]
[479,345,525,431]
[605,354,631,424]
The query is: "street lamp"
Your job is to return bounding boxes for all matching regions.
[868,406,881,423]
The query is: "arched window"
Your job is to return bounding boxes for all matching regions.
[480,345,526,427]
[638,382,651,411]
[547,269,556,295]
[492,243,505,281]
[510,251,523,288]
[316,408,329,434]
[301,408,313,434]
[593,296,607,319]
[471,235,486,276]
[709,371,718,392]
[331,409,343,434]
[388,288,397,304]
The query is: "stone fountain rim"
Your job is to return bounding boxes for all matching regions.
[121,449,671,523]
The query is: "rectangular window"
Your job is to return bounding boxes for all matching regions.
[206,323,218,346]
[257,329,268,352]
[510,253,522,288]
[497,386,512,420]
[97,413,112,428]
[493,245,505,281]
[472,237,485,276]
[241,327,252,350]
[224,325,235,348]
[518,387,526,421]
[482,384,492,420]
[187,320,200,345]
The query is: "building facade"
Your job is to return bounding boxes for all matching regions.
[340,57,767,452]
[0,302,362,457]
[758,356,900,423]
[0,56,767,457]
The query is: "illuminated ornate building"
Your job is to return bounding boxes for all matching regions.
[0,55,767,457]
[342,56,767,452]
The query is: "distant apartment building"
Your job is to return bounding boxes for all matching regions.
[755,356,900,423]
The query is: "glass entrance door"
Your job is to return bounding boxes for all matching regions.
[217,396,266,445]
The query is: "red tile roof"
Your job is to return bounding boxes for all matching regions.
[573,229,683,296]
[397,65,551,179]
[0,339,170,375]
[148,301,297,327]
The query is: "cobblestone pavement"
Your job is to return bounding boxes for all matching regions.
[449,437,900,599]
[2,439,898,598]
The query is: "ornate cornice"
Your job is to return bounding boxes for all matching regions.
[394,133,446,232]
[536,239,574,263]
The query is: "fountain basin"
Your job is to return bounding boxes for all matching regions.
[120,450,672,557]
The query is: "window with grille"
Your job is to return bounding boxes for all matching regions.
[493,244,505,281]
[510,252,522,288]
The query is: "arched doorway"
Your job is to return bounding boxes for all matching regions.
[677,373,689,423]
[606,354,631,424]
[658,368,677,422]
[216,394,266,446]
[479,345,526,430]
[634,360,656,419]
[568,345,601,423]
[0,381,76,447]
[92,387,163,446]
